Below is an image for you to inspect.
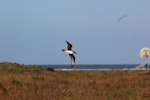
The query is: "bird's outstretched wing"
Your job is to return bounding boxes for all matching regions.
[69,54,75,67]
[66,41,72,50]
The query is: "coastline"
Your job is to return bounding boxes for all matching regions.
[38,64,142,71]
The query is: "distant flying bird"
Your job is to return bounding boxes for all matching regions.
[117,15,127,22]
[62,41,77,67]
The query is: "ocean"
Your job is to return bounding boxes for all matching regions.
[38,64,148,71]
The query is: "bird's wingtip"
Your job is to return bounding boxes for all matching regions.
[66,40,69,43]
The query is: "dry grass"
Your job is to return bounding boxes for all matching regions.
[0,62,150,100]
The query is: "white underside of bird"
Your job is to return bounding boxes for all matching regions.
[64,50,75,54]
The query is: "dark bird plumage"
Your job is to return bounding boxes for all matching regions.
[66,41,72,50]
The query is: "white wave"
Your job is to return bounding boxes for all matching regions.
[134,64,149,70]
[54,67,149,71]
[54,68,113,71]
[54,68,140,71]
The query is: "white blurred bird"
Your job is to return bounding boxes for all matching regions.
[139,47,150,69]
[140,47,150,60]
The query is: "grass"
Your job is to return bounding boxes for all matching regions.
[0,62,150,100]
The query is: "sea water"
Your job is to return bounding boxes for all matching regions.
[38,64,149,71]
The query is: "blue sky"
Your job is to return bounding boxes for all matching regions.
[0,0,150,64]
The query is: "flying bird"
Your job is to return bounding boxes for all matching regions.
[139,47,150,69]
[62,41,77,67]
[117,15,127,22]
[140,47,150,60]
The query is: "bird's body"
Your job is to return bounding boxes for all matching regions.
[62,41,76,67]
[62,50,75,54]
